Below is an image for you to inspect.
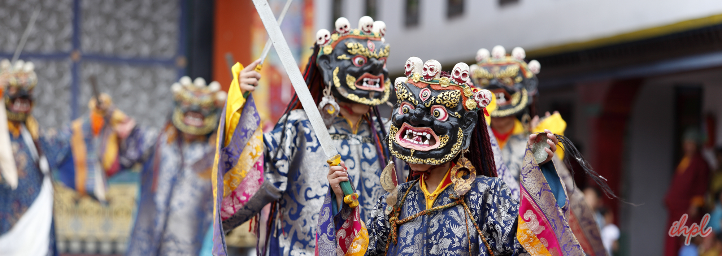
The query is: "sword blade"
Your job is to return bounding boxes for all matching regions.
[257,0,293,66]
[11,7,40,65]
[251,0,338,159]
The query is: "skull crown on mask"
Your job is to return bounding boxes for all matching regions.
[315,16,391,106]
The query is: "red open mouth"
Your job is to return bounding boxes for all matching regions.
[355,73,385,92]
[10,99,31,113]
[183,111,205,127]
[395,123,441,151]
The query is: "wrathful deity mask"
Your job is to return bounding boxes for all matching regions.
[389,58,493,165]
[0,59,37,122]
[470,46,540,118]
[170,76,227,136]
[316,16,390,106]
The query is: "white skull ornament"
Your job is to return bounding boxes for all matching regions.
[421,60,441,81]
[491,45,506,59]
[512,47,526,60]
[359,16,374,33]
[451,62,470,84]
[476,48,490,62]
[528,60,541,74]
[372,21,386,37]
[404,57,423,77]
[335,17,351,35]
[316,29,331,46]
[474,89,493,108]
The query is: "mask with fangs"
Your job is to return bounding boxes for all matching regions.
[170,76,227,136]
[316,16,391,106]
[390,59,491,165]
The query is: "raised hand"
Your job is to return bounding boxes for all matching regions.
[240,59,262,94]
[529,129,559,165]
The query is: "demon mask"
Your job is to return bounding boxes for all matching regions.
[0,59,37,122]
[470,45,539,118]
[316,16,390,106]
[389,58,492,165]
[170,76,227,136]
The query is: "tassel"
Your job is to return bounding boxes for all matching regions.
[555,134,638,205]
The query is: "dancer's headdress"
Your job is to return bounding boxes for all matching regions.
[170,76,227,135]
[470,46,540,117]
[0,59,37,122]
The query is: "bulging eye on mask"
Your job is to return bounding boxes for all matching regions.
[389,58,493,165]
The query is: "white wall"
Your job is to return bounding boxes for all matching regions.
[624,82,674,256]
[317,0,722,74]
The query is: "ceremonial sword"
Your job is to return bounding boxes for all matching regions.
[242,0,293,99]
[251,0,359,207]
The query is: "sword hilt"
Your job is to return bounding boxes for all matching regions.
[327,154,359,208]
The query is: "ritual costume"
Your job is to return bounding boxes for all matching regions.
[470,46,568,183]
[315,58,621,256]
[212,17,392,256]
[120,77,227,256]
[0,60,130,256]
[472,47,607,256]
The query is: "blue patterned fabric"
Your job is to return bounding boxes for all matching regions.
[359,175,525,255]
[0,125,72,256]
[500,132,528,183]
[221,109,387,256]
[488,126,520,200]
[122,126,216,256]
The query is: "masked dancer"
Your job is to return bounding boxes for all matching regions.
[212,16,393,255]
[319,58,616,255]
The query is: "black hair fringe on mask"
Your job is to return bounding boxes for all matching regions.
[469,114,497,178]
[555,134,639,206]
[272,45,322,163]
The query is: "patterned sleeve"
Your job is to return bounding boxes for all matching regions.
[364,193,392,256]
[219,113,299,231]
[117,124,158,168]
[488,125,520,200]
[316,187,389,256]
[211,64,266,255]
[38,124,72,169]
[475,178,526,255]
[517,144,585,255]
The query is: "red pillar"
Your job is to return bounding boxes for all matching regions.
[213,0,255,91]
